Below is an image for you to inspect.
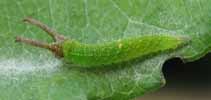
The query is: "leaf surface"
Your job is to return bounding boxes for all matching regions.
[0,0,211,100]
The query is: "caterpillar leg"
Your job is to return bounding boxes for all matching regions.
[23,17,66,42]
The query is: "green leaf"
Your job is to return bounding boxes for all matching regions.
[0,0,211,100]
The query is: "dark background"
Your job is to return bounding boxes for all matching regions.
[141,53,211,100]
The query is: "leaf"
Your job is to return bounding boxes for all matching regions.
[0,0,211,100]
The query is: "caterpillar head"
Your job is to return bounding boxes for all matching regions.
[15,17,67,58]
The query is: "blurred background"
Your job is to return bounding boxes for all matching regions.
[140,53,211,100]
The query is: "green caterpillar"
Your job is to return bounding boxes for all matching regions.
[62,35,187,67]
[16,18,189,68]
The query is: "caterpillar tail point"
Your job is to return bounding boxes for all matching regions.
[177,35,192,45]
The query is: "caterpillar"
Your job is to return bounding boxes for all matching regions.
[16,18,189,68]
